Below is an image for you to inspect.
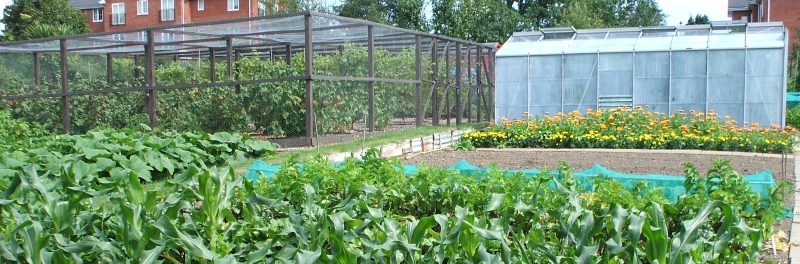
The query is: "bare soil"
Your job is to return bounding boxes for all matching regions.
[403,149,795,263]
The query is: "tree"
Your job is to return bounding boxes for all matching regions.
[556,0,666,29]
[335,0,389,24]
[259,0,331,14]
[1,0,89,41]
[431,0,529,43]
[687,14,710,25]
[335,0,428,32]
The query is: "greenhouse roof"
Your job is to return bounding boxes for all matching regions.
[497,21,787,57]
[0,11,491,55]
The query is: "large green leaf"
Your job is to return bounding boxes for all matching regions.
[154,216,216,260]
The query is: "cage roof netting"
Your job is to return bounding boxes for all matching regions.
[0,11,489,55]
[497,21,786,57]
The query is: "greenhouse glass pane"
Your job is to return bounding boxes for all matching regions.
[599,31,639,52]
[747,26,784,48]
[566,32,607,54]
[745,49,785,126]
[529,55,563,116]
[497,42,537,57]
[598,53,633,97]
[708,29,745,49]
[635,31,674,51]
[634,52,669,114]
[530,39,572,55]
[563,54,598,113]
[670,51,707,113]
[672,29,709,50]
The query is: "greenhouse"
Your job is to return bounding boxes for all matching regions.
[496,21,789,127]
[0,12,496,145]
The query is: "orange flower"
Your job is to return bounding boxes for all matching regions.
[616,126,623,132]
[599,123,608,129]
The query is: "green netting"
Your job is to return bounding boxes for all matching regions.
[788,92,800,109]
[247,159,778,203]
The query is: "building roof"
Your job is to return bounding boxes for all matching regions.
[69,0,103,10]
[728,0,750,11]
[497,21,786,57]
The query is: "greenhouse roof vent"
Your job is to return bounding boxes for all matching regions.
[540,27,576,40]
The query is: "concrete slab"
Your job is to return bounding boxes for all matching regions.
[669,150,703,154]
[700,151,733,156]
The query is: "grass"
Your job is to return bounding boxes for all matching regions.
[229,123,487,172]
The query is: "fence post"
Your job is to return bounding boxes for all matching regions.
[33,53,40,86]
[59,39,70,134]
[368,25,375,132]
[304,13,314,139]
[455,42,462,125]
[106,54,113,83]
[145,30,157,129]
[415,35,422,127]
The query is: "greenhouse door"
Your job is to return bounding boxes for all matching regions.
[598,53,633,109]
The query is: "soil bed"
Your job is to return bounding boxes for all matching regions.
[403,149,795,263]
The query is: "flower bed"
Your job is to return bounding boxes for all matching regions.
[463,106,797,154]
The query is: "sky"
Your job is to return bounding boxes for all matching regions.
[0,0,729,32]
[658,0,729,26]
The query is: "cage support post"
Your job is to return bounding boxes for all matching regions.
[106,54,113,83]
[60,39,70,134]
[488,49,495,121]
[145,30,157,129]
[286,43,292,67]
[455,42,462,125]
[432,39,440,126]
[368,25,376,132]
[226,37,234,79]
[209,48,216,83]
[444,41,451,126]
[134,55,140,79]
[415,35,423,127]
[467,45,473,122]
[33,53,40,86]
[304,13,315,139]
[234,49,241,93]
[476,47,483,123]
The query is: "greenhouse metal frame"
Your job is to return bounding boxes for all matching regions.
[0,12,496,145]
[496,21,788,127]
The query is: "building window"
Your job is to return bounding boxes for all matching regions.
[92,8,103,22]
[111,3,125,25]
[161,0,175,21]
[137,0,148,15]
[198,0,204,11]
[258,2,265,16]
[161,32,176,41]
[228,0,239,11]
[113,34,125,40]
[137,31,147,41]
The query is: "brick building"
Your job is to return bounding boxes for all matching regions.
[69,0,274,33]
[728,0,800,46]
